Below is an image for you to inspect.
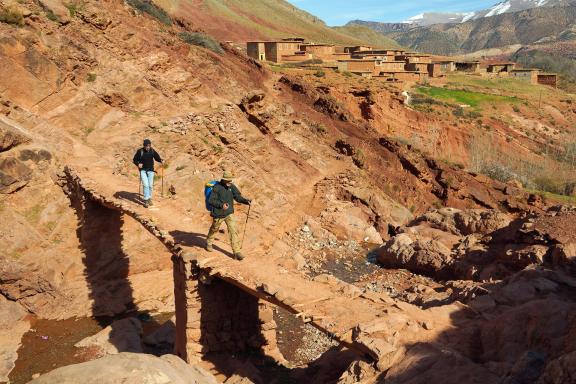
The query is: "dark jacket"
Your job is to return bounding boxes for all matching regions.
[208,182,250,218]
[133,148,162,171]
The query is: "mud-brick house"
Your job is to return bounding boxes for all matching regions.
[378,61,406,72]
[434,60,456,72]
[427,63,443,77]
[343,45,372,53]
[375,71,428,82]
[510,69,539,84]
[405,62,429,73]
[300,44,336,60]
[487,62,516,73]
[537,73,558,87]
[337,59,380,74]
[395,53,432,64]
[247,42,267,61]
[246,40,302,63]
[455,61,481,73]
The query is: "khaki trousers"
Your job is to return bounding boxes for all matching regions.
[206,215,240,254]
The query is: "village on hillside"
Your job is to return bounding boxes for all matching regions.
[246,38,558,87]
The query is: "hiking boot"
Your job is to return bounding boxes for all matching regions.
[148,199,154,206]
[234,253,244,261]
[206,244,213,252]
[143,200,149,208]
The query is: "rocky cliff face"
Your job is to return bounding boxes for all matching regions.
[1,1,575,383]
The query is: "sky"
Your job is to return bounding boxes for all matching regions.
[287,0,499,25]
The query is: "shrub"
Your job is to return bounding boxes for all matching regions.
[0,6,24,26]
[46,10,59,22]
[126,0,171,25]
[65,1,85,17]
[314,70,325,78]
[353,148,366,168]
[452,107,465,117]
[342,71,352,78]
[512,105,520,113]
[87,73,97,82]
[179,32,223,55]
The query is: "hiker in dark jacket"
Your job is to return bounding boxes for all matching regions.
[206,170,251,260]
[133,139,163,207]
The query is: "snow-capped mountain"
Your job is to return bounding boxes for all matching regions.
[401,0,576,26]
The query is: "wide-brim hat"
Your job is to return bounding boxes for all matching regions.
[222,170,234,181]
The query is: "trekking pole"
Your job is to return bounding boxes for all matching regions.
[241,203,251,249]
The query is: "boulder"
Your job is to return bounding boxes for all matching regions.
[143,316,175,347]
[37,0,70,24]
[377,233,453,277]
[0,156,32,193]
[321,206,383,244]
[0,295,30,383]
[537,351,576,384]
[453,209,512,235]
[28,352,220,384]
[383,343,499,384]
[0,119,30,152]
[74,317,143,356]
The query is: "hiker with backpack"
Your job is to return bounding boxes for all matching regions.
[205,171,252,260]
[133,139,163,208]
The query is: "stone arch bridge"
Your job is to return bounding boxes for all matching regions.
[63,166,439,371]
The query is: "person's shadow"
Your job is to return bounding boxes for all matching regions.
[114,191,145,206]
[170,230,236,259]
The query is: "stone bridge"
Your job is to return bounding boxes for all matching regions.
[63,166,437,370]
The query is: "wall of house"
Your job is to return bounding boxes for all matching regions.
[342,61,377,73]
[510,71,538,84]
[247,43,265,61]
[378,62,406,71]
[405,63,428,72]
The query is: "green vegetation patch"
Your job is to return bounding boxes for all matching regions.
[179,32,223,55]
[0,6,24,26]
[416,86,518,108]
[127,0,172,25]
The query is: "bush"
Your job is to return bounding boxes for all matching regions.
[126,0,171,25]
[46,10,59,22]
[0,6,24,26]
[65,1,85,17]
[179,32,223,55]
[314,70,325,78]
[452,107,465,117]
[87,73,97,82]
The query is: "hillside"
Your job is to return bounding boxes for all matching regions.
[1,1,576,384]
[350,5,576,55]
[155,0,392,46]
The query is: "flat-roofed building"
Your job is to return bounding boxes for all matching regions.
[434,60,456,72]
[343,45,372,53]
[405,62,429,73]
[537,73,558,88]
[246,41,302,63]
[427,63,443,77]
[455,61,481,73]
[375,71,428,82]
[487,62,516,73]
[510,69,539,84]
[337,59,380,73]
[247,42,267,61]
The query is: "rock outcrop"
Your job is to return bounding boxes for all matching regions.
[28,352,220,384]
[74,317,143,357]
[0,295,30,382]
